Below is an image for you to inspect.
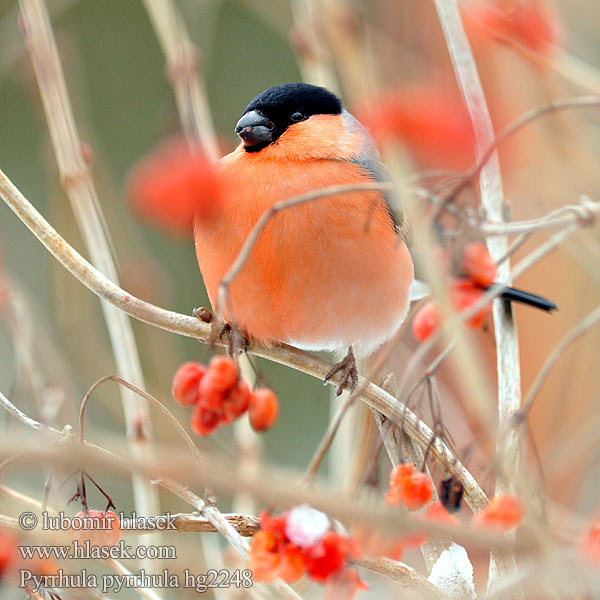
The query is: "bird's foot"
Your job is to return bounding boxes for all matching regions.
[324,346,359,396]
[193,307,248,355]
[213,321,249,357]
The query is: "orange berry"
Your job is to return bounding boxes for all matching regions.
[474,495,524,531]
[223,379,252,422]
[278,543,306,583]
[386,463,433,511]
[249,388,279,432]
[171,362,206,406]
[247,530,281,582]
[413,301,442,341]
[207,355,238,392]
[191,404,223,436]
[463,242,497,287]
[72,510,121,546]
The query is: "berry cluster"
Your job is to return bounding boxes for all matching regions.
[172,356,279,435]
[247,506,367,597]
[413,242,496,342]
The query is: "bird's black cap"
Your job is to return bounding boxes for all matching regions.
[244,83,342,117]
[236,83,342,152]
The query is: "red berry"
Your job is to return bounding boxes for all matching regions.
[306,532,350,582]
[207,355,238,391]
[223,379,252,422]
[72,510,122,546]
[191,404,223,436]
[449,279,489,330]
[463,242,497,287]
[412,301,442,341]
[171,362,206,406]
[249,389,279,432]
[0,530,17,578]
[198,371,228,410]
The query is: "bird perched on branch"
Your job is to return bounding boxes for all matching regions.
[193,83,555,392]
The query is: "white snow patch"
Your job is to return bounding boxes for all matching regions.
[285,505,330,548]
[428,543,476,599]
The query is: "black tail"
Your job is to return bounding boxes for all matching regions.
[494,285,557,312]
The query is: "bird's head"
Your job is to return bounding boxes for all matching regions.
[234,83,342,153]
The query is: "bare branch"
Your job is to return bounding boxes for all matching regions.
[142,0,219,161]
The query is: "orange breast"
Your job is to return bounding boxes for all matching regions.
[194,124,413,356]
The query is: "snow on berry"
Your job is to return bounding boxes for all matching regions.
[285,505,331,549]
[247,507,363,592]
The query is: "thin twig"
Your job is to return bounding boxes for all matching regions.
[479,197,600,237]
[356,556,450,600]
[120,513,259,536]
[433,1,522,596]
[19,0,160,522]
[142,0,219,162]
[517,305,600,420]
[434,97,600,210]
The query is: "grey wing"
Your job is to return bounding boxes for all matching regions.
[341,109,408,239]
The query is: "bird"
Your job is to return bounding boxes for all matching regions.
[193,82,555,392]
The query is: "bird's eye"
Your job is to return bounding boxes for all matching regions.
[289,112,306,122]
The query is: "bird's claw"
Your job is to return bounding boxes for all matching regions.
[209,320,249,357]
[324,346,358,396]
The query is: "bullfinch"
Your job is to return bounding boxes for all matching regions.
[193,83,555,390]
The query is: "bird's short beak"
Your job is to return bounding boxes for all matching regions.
[235,110,274,147]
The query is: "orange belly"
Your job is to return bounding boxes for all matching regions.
[194,149,413,357]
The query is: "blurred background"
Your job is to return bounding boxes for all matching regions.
[1,0,600,597]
